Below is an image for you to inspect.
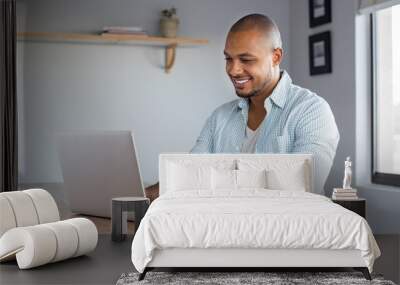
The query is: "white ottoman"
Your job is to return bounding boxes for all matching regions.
[0,189,98,269]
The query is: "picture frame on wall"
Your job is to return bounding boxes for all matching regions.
[309,31,332,75]
[309,0,331,27]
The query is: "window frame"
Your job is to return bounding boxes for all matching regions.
[370,12,400,187]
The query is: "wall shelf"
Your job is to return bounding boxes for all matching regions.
[17,32,209,73]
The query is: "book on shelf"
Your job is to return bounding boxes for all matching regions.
[333,193,358,197]
[333,188,357,193]
[102,30,148,35]
[332,195,359,200]
[101,26,148,36]
[332,187,359,200]
[332,194,359,201]
[102,26,144,32]
[332,193,358,198]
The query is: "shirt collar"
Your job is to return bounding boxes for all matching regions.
[237,70,292,110]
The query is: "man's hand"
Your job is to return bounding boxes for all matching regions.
[145,182,159,203]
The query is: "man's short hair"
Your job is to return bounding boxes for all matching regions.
[229,14,282,49]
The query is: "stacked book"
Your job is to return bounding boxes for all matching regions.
[332,188,358,200]
[101,26,147,36]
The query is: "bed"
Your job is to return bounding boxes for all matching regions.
[131,154,380,280]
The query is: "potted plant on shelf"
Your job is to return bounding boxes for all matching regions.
[159,7,179,38]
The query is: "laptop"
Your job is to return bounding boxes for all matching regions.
[57,130,145,218]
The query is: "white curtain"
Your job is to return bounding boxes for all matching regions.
[359,0,400,14]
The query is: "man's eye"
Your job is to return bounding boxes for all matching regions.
[241,59,254,63]
[224,57,232,61]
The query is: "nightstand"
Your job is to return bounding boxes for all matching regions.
[332,198,366,218]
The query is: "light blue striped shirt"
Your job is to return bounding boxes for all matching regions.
[191,71,340,194]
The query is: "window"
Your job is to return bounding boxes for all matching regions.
[372,4,400,186]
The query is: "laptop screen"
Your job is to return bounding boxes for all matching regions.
[57,130,144,217]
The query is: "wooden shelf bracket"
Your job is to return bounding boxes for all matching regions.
[165,44,177,73]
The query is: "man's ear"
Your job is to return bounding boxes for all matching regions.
[272,48,283,66]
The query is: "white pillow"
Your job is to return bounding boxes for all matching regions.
[167,162,210,191]
[267,167,306,191]
[211,168,236,190]
[166,160,235,192]
[237,169,267,189]
[211,169,268,190]
[238,159,309,191]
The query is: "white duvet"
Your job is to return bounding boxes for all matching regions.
[131,190,380,273]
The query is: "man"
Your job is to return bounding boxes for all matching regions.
[146,14,339,200]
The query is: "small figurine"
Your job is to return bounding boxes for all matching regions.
[343,156,352,189]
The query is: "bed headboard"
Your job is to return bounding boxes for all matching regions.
[159,153,314,195]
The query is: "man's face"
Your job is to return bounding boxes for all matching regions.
[224,29,280,98]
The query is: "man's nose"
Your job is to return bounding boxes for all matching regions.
[228,60,243,76]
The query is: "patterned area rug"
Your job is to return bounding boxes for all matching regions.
[116,271,396,285]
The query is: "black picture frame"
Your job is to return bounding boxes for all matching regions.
[309,0,331,28]
[309,31,332,75]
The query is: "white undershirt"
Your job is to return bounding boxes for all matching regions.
[241,99,270,153]
[241,125,262,153]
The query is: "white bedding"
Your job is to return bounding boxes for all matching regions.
[131,190,380,273]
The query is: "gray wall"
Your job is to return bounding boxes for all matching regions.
[290,0,357,197]
[290,0,400,233]
[17,0,400,233]
[16,0,291,185]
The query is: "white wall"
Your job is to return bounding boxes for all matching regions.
[17,0,291,185]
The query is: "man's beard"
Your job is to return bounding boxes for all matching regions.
[236,90,259,98]
[235,80,268,98]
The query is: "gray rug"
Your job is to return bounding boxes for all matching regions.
[116,271,396,285]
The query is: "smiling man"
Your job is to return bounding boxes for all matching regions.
[190,14,339,195]
[145,14,339,200]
